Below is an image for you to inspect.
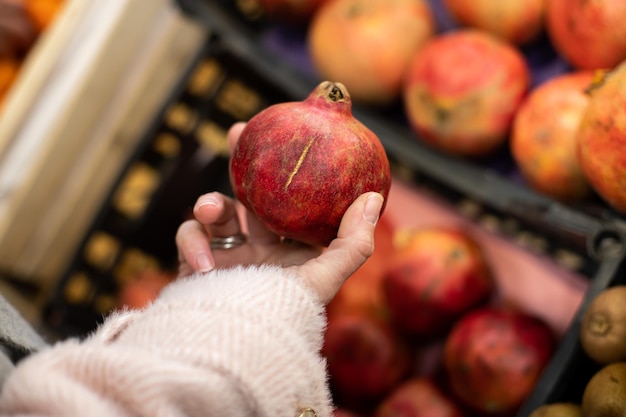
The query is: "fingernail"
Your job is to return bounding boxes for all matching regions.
[195,252,214,272]
[198,194,219,207]
[364,193,383,225]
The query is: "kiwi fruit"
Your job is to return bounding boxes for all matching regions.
[580,285,626,364]
[528,403,582,417]
[582,362,626,417]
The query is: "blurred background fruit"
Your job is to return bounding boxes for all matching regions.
[403,29,530,158]
[443,0,545,46]
[581,362,626,417]
[382,226,494,338]
[323,310,413,408]
[0,58,19,108]
[24,0,65,34]
[374,377,467,417]
[510,70,594,202]
[576,62,626,214]
[546,0,626,70]
[116,268,175,310]
[443,307,556,415]
[529,402,583,417]
[580,285,626,365]
[307,0,436,106]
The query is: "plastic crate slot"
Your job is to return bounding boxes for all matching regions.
[83,232,121,272]
[187,58,225,98]
[196,121,229,158]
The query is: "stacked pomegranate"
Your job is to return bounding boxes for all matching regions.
[255,0,626,217]
[324,220,556,417]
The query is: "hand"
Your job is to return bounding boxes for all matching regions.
[0,0,36,58]
[176,122,384,304]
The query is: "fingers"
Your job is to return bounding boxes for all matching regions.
[227,122,247,155]
[176,219,214,274]
[193,192,241,238]
[298,192,384,304]
[178,192,243,275]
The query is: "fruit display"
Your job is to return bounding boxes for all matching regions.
[232,0,626,414]
[322,195,574,416]
[252,0,626,218]
[37,0,626,414]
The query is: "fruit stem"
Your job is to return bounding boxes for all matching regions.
[588,312,611,336]
[328,84,345,102]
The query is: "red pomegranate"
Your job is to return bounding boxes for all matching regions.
[546,0,626,70]
[375,377,467,417]
[443,307,556,415]
[403,29,530,158]
[511,70,594,202]
[308,0,436,106]
[229,81,391,247]
[577,62,626,214]
[382,227,494,339]
[323,311,413,404]
[444,0,545,45]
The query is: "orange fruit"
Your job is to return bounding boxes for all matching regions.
[24,0,65,33]
[0,58,19,108]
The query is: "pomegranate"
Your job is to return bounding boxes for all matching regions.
[323,311,413,405]
[229,81,391,247]
[577,62,626,214]
[403,29,530,158]
[511,70,594,202]
[444,0,545,45]
[375,377,467,417]
[382,227,494,339]
[117,269,174,310]
[307,0,436,106]
[24,0,65,33]
[333,408,362,417]
[443,307,556,415]
[546,0,626,70]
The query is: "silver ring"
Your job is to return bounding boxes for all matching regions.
[210,233,248,250]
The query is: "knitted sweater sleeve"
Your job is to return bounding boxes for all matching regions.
[0,265,334,417]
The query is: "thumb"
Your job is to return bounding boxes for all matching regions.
[299,192,384,304]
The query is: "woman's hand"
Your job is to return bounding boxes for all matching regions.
[0,0,36,58]
[176,122,384,304]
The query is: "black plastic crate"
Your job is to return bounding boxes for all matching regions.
[43,0,626,413]
[517,247,626,414]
